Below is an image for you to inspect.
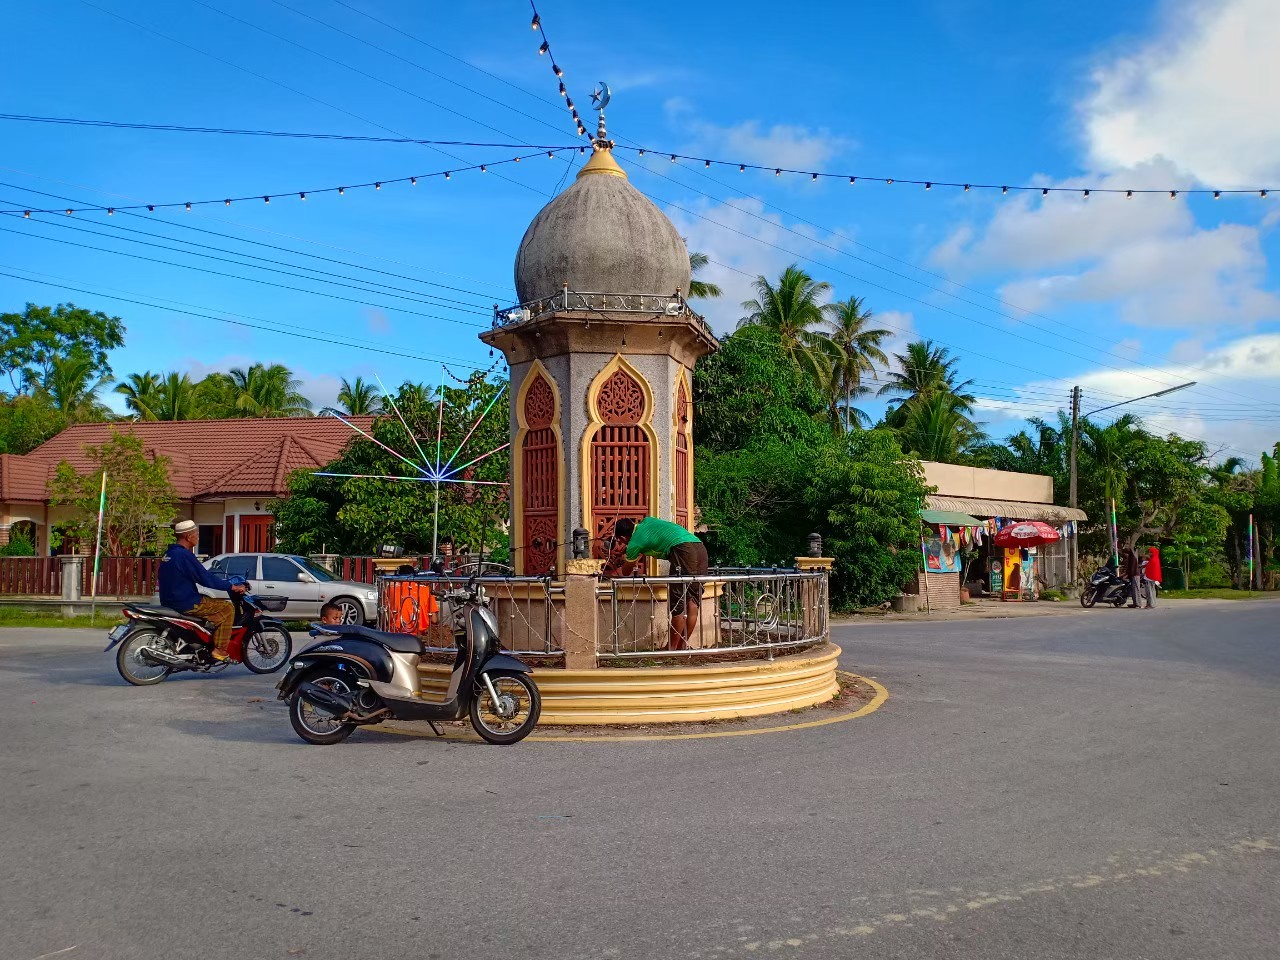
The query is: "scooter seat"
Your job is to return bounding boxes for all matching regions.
[127,605,214,631]
[323,623,424,654]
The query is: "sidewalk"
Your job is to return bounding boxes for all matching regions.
[837,594,1278,624]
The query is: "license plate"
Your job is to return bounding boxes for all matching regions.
[104,625,129,651]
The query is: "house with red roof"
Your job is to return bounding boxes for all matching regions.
[0,417,373,555]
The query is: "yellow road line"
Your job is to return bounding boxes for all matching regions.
[369,672,889,744]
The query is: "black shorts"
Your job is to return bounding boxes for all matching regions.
[668,541,709,616]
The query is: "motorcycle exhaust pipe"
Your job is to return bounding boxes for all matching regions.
[297,682,355,718]
[138,645,187,666]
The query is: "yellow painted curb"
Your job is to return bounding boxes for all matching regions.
[370,672,889,743]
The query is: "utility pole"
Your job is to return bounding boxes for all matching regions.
[1069,385,1081,588]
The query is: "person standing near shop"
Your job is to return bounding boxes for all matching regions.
[1143,546,1163,608]
[1120,545,1142,609]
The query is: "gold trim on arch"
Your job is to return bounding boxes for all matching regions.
[580,354,661,570]
[512,360,566,576]
[672,366,694,533]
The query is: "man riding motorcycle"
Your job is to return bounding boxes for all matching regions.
[158,519,247,661]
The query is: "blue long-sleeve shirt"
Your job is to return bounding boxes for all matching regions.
[158,544,235,611]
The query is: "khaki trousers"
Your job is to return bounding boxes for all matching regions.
[185,598,236,654]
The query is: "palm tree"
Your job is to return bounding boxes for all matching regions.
[333,376,382,416]
[153,373,201,420]
[822,296,890,432]
[878,340,977,413]
[1079,414,1139,505]
[43,351,112,422]
[198,364,313,418]
[897,391,985,463]
[737,265,832,382]
[688,251,722,300]
[114,372,162,420]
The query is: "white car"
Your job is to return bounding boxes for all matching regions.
[204,553,378,624]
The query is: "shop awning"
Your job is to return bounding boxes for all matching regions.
[921,508,982,526]
[926,495,1087,522]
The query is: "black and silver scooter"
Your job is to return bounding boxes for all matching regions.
[1079,563,1133,608]
[277,577,540,745]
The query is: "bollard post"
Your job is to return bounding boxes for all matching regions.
[61,555,84,618]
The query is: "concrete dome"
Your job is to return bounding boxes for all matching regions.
[514,148,691,304]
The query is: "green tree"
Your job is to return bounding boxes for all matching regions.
[737,265,832,383]
[198,363,312,418]
[273,374,508,556]
[896,391,985,463]
[331,376,383,416]
[821,295,889,432]
[153,373,201,420]
[115,372,163,420]
[688,251,723,300]
[0,302,125,394]
[48,430,178,555]
[807,429,931,609]
[0,392,66,454]
[42,350,112,422]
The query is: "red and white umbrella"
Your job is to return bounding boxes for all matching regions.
[992,520,1061,548]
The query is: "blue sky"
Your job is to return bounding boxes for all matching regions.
[3,0,1279,463]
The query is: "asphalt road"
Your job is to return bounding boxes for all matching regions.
[3,600,1278,960]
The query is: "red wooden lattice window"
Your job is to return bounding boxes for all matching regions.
[591,369,651,556]
[674,379,691,530]
[521,374,558,576]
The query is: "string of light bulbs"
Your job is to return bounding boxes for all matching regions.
[617,146,1272,199]
[528,1,591,141]
[0,148,579,216]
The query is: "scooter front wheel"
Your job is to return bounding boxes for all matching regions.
[470,672,541,745]
[1079,589,1097,608]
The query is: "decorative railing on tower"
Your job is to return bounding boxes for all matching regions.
[493,290,715,339]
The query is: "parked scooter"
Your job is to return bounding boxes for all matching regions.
[277,576,540,745]
[1079,564,1133,608]
[107,578,293,684]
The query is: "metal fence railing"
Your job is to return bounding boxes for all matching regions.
[597,568,829,660]
[375,574,563,655]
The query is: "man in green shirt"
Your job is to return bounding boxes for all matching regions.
[604,516,709,650]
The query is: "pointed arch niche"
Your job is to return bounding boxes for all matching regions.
[581,356,658,558]
[513,362,563,576]
[673,369,693,531]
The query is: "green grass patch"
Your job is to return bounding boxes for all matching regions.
[1161,588,1269,601]
[0,608,124,629]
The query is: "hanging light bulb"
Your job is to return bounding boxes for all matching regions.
[849,176,856,184]
[558,81,566,96]
[580,146,586,154]
[1170,190,1177,199]
[774,168,781,176]
[1001,186,1008,194]
[812,173,819,182]
[1262,190,1269,198]
[22,210,29,218]
[107,207,114,215]
[147,205,154,212]
[514,156,521,162]
[185,202,191,211]
[553,64,563,77]
[445,171,451,180]
[263,196,270,203]
[531,13,539,29]
[1213,190,1221,199]
[480,165,487,173]
[547,151,553,159]
[65,209,72,215]
[299,192,306,200]
[565,98,574,110]
[1126,190,1133,199]
[410,176,417,185]
[886,179,893,185]
[704,159,711,168]
[925,182,932,190]
[1042,187,1049,197]
[225,199,231,206]
[538,41,549,55]
[375,182,381,190]
[1083,189,1090,197]
[963,184,970,192]
[638,149,645,157]
[740,164,746,173]
[339,187,345,195]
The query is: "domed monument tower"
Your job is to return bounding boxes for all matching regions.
[482,101,717,575]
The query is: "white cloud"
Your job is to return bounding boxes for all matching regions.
[931,162,1280,330]
[1083,0,1280,186]
[666,197,843,333]
[672,108,854,172]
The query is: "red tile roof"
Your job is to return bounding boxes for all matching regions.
[0,417,376,503]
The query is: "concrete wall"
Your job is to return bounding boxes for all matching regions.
[922,461,1053,504]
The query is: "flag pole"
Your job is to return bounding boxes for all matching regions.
[918,537,932,613]
[1110,498,1119,566]
[90,471,107,624]
[1247,513,1254,595]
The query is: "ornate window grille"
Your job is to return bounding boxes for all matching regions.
[674,379,691,530]
[521,374,558,576]
[590,369,651,556]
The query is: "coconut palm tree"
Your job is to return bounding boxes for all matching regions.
[1079,414,1139,506]
[333,376,382,416]
[152,373,201,420]
[737,265,831,382]
[878,339,977,414]
[821,295,890,432]
[199,364,313,418]
[896,391,985,463]
[114,372,163,420]
[688,251,722,300]
[43,351,112,422]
